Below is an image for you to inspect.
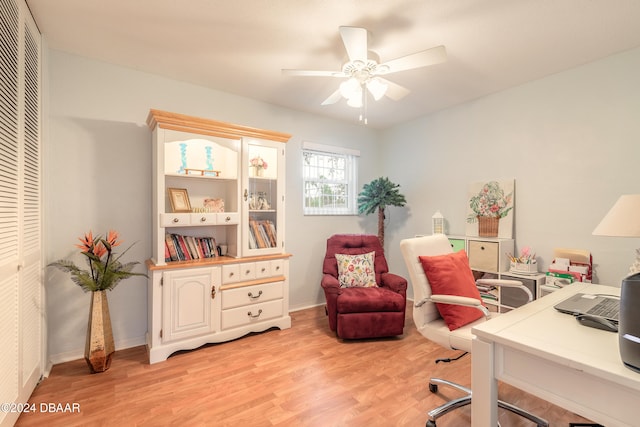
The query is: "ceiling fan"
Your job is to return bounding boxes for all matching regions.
[282,26,446,122]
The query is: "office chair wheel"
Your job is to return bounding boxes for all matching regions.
[426,420,436,427]
[428,382,438,393]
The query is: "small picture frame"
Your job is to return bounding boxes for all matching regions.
[168,188,192,213]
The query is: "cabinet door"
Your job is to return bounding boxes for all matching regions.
[162,268,218,342]
[242,139,284,256]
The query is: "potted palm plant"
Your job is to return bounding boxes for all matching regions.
[49,230,146,373]
[357,177,407,250]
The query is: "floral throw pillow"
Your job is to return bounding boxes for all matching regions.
[335,251,377,288]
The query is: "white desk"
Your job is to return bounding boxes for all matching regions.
[471,283,640,427]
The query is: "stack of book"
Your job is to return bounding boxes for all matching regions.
[165,233,218,262]
[249,219,277,249]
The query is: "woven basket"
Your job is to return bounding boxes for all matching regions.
[477,216,499,237]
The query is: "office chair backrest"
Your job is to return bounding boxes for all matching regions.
[400,234,454,329]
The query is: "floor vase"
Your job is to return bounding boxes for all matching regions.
[85,290,115,373]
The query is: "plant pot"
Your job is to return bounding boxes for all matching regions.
[85,290,115,373]
[477,215,500,237]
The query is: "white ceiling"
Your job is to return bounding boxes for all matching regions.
[26,0,640,129]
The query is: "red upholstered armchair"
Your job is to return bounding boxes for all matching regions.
[321,234,408,339]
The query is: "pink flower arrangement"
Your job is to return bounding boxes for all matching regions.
[250,156,268,170]
[49,230,145,292]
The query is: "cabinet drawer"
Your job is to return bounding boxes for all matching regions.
[255,260,271,278]
[221,299,283,330]
[160,213,191,227]
[449,238,466,253]
[270,259,284,276]
[238,262,255,281]
[222,281,284,309]
[468,240,499,272]
[216,212,239,225]
[191,213,217,225]
[221,264,240,284]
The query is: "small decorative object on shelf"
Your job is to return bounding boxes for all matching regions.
[203,198,225,212]
[432,210,444,234]
[249,155,268,177]
[167,187,192,213]
[184,168,221,177]
[49,230,146,373]
[508,246,538,274]
[178,142,187,174]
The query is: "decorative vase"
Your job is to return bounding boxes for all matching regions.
[249,165,257,177]
[85,290,115,373]
[257,167,264,177]
[477,215,500,237]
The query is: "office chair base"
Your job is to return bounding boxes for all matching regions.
[426,377,549,427]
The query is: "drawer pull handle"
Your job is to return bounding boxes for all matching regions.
[261,267,266,272]
[229,272,234,277]
[172,217,179,223]
[211,286,216,300]
[480,246,485,250]
[275,266,280,271]
[200,217,207,222]
[225,216,231,222]
[245,269,251,275]
[248,290,263,299]
[248,309,263,318]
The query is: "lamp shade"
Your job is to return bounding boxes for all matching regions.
[592,195,640,237]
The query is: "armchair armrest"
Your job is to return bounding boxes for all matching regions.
[321,273,340,291]
[380,272,408,293]
[476,278,533,302]
[415,294,490,317]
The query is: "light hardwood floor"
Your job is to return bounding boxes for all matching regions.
[17,306,592,426]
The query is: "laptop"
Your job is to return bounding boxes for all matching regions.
[554,293,620,322]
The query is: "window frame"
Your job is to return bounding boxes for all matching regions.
[302,141,359,216]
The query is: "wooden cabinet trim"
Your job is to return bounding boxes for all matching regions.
[147,109,292,143]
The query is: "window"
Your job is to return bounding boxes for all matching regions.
[302,142,359,215]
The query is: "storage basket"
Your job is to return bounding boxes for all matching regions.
[477,216,499,237]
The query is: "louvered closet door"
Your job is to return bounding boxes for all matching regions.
[0,0,42,425]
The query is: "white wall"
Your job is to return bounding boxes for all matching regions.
[45,45,640,364]
[381,47,640,296]
[44,50,380,363]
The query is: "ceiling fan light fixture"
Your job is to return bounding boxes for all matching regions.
[367,77,388,101]
[339,77,360,99]
[347,92,363,108]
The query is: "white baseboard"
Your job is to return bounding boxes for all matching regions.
[288,302,324,312]
[48,335,147,366]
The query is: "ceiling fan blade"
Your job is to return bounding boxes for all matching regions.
[339,26,368,63]
[379,45,447,74]
[321,89,343,105]
[282,69,346,77]
[378,78,410,101]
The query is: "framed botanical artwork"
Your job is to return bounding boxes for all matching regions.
[465,179,514,238]
[168,188,192,213]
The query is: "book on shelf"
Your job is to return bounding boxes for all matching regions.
[249,219,277,249]
[164,233,219,261]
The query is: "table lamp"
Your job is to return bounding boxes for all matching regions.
[592,194,640,373]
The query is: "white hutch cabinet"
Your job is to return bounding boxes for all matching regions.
[146,109,291,363]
